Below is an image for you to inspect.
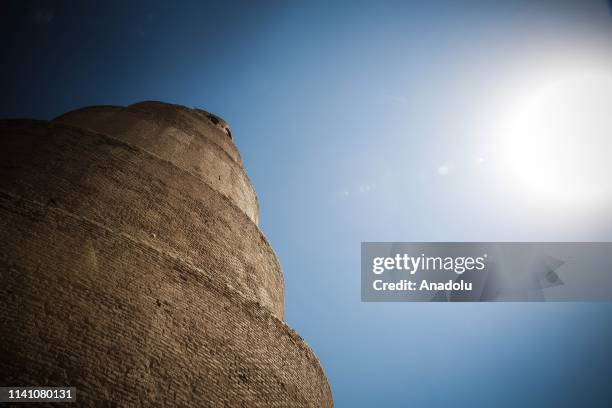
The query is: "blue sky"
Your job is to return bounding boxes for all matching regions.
[2,1,612,406]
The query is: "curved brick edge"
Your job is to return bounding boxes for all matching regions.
[55,102,241,165]
[128,100,242,164]
[0,119,283,318]
[0,191,333,407]
[53,103,260,225]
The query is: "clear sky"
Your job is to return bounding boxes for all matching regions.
[2,1,612,406]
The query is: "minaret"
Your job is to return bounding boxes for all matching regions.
[0,101,333,406]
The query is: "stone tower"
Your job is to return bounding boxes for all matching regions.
[0,101,333,406]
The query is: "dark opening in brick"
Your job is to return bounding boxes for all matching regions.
[208,115,220,125]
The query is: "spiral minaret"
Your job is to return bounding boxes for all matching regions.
[0,101,332,406]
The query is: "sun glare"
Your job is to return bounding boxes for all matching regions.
[498,67,612,210]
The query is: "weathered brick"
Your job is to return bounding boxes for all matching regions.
[0,102,333,407]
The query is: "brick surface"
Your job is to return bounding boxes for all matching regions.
[54,102,259,224]
[0,102,333,407]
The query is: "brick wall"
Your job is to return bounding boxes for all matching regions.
[0,102,333,407]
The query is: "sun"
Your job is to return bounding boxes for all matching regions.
[498,69,612,210]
